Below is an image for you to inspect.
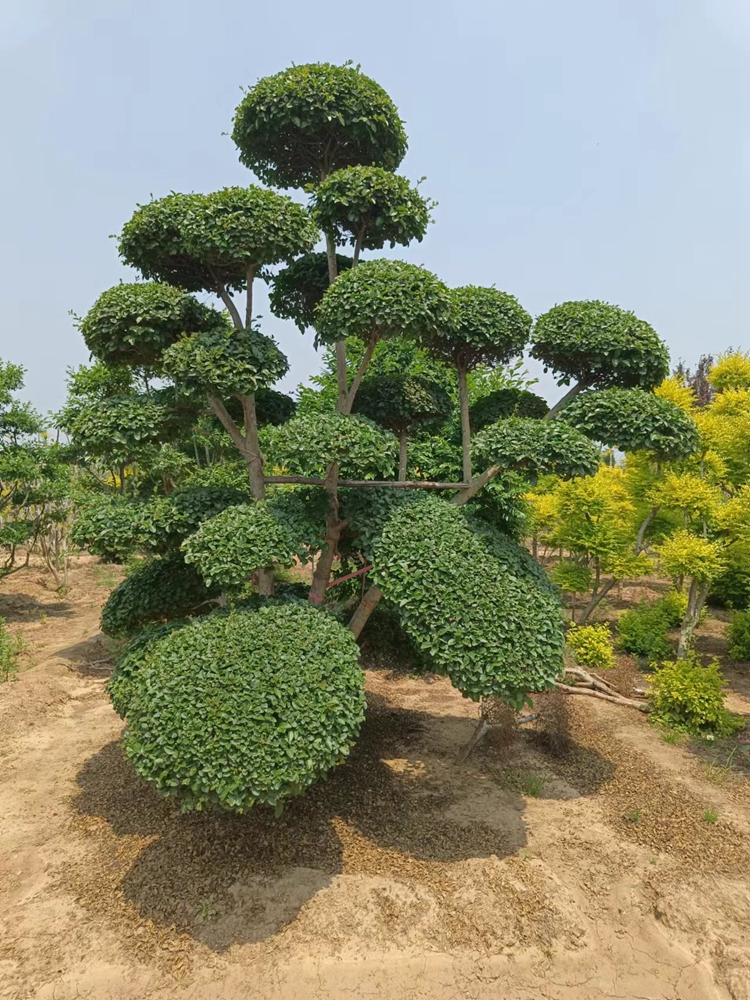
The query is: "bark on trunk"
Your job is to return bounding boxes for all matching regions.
[545,381,587,419]
[677,578,710,657]
[348,583,384,639]
[309,463,342,605]
[457,364,472,483]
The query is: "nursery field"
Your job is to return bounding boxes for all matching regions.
[1,556,749,1000]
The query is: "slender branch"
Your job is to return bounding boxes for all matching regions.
[239,394,265,500]
[635,506,659,554]
[545,381,587,419]
[264,476,471,489]
[398,429,408,481]
[208,394,246,453]
[327,559,368,590]
[451,465,501,506]
[457,364,472,483]
[353,226,365,266]
[214,279,243,331]
[343,335,378,414]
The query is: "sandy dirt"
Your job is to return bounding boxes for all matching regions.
[1,559,750,999]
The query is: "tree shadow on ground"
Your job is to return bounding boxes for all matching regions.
[71,693,615,951]
[54,634,115,677]
[0,591,74,623]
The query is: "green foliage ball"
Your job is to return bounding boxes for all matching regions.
[182,502,300,590]
[119,188,318,293]
[314,259,451,347]
[352,375,453,434]
[255,387,296,426]
[372,496,565,707]
[269,252,353,332]
[561,388,699,458]
[266,412,398,480]
[616,601,674,661]
[100,552,218,638]
[168,486,251,536]
[473,417,601,479]
[123,605,366,812]
[649,654,743,736]
[161,326,288,398]
[311,166,432,250]
[567,623,616,670]
[71,494,183,562]
[232,62,407,189]
[469,388,548,430]
[709,552,750,611]
[728,610,750,661]
[531,300,669,389]
[78,283,224,367]
[68,394,178,468]
[426,285,531,371]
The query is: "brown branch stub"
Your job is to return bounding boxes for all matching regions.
[556,682,649,711]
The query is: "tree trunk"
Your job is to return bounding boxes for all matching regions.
[677,578,710,658]
[309,464,343,605]
[348,583,384,639]
[545,381,587,419]
[457,364,471,483]
[398,429,408,481]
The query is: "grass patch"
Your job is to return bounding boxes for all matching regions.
[703,808,719,825]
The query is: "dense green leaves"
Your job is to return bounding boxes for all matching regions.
[314,259,451,346]
[162,326,288,397]
[561,388,700,458]
[531,300,669,389]
[371,497,564,706]
[232,62,407,189]
[266,413,398,479]
[269,252,353,332]
[425,285,531,371]
[66,393,178,468]
[182,502,300,590]
[123,605,366,812]
[352,375,453,434]
[473,417,601,479]
[469,388,548,431]
[119,188,318,294]
[78,283,225,367]
[71,495,180,562]
[311,166,432,250]
[100,552,218,637]
[108,619,191,718]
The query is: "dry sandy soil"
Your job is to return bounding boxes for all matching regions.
[1,559,750,999]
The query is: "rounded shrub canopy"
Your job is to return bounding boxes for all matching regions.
[255,387,296,426]
[314,259,451,346]
[531,300,669,389]
[78,283,225,367]
[161,326,288,397]
[425,286,531,371]
[266,412,398,479]
[100,552,219,638]
[108,620,190,719]
[311,166,432,251]
[123,604,366,812]
[269,252,353,332]
[469,387,549,430]
[119,188,318,294]
[561,388,700,458]
[68,393,177,467]
[372,496,564,707]
[232,62,407,189]
[182,502,300,591]
[352,375,453,434]
[473,417,601,479]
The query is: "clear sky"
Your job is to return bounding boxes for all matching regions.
[2,0,748,412]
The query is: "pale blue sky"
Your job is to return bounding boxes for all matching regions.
[1,0,748,411]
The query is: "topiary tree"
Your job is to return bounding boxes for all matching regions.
[352,375,453,478]
[532,300,670,416]
[468,387,548,431]
[123,604,366,813]
[71,59,691,808]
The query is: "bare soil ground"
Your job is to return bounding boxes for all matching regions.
[1,560,750,999]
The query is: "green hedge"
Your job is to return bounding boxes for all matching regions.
[123,605,366,813]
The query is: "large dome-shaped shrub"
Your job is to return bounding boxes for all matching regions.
[123,605,366,813]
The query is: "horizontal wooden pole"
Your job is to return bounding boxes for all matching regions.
[263,476,470,490]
